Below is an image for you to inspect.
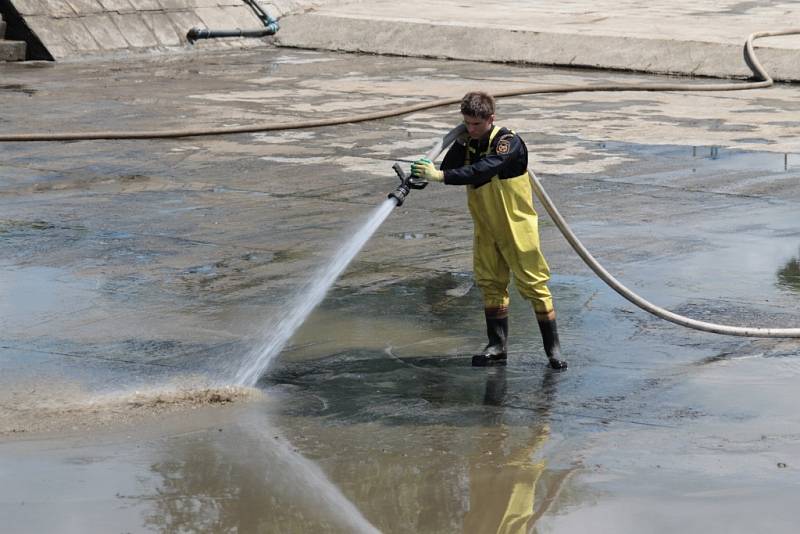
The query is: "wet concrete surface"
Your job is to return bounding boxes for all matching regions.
[1,47,800,533]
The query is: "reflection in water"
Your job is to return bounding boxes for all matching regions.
[482,367,508,407]
[265,350,573,533]
[777,252,800,292]
[130,351,571,533]
[139,412,380,534]
[464,369,568,534]
[690,145,793,171]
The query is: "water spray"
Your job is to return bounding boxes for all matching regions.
[232,125,467,386]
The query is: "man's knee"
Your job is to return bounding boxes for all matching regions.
[519,283,553,316]
[477,280,510,309]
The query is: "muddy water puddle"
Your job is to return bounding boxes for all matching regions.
[541,351,800,534]
[3,266,790,532]
[2,192,799,532]
[608,142,798,173]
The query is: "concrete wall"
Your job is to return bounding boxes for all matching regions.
[276,12,800,83]
[6,0,322,60]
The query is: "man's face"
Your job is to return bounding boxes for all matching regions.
[463,114,495,140]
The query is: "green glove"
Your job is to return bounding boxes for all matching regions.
[410,158,444,182]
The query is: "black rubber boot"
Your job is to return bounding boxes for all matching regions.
[472,310,508,367]
[537,318,568,370]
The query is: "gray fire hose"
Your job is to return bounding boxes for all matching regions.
[528,170,800,338]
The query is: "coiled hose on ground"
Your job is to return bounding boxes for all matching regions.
[2,30,799,337]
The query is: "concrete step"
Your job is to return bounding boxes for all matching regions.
[1,13,27,61]
[0,39,26,61]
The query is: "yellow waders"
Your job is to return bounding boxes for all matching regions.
[467,127,554,319]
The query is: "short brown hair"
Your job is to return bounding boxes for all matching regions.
[460,91,495,119]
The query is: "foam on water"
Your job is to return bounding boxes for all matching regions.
[233,198,397,387]
[0,376,261,436]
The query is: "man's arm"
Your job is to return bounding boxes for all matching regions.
[442,134,524,186]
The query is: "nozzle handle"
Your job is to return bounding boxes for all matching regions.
[392,162,407,181]
[394,162,428,190]
[388,123,465,206]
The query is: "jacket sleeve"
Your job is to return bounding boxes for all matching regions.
[441,133,524,186]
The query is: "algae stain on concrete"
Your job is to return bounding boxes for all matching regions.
[777,253,800,293]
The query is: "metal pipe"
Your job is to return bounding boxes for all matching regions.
[187,25,278,44]
[187,0,279,44]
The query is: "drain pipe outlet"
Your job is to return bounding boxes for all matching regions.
[187,21,279,44]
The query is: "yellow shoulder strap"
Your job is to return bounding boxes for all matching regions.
[484,126,501,156]
[465,125,501,164]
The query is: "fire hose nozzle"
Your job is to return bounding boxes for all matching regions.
[388,162,427,206]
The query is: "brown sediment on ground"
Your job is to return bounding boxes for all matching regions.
[0,377,263,438]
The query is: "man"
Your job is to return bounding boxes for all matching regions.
[411,91,567,370]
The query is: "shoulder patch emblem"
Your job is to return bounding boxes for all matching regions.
[496,136,512,155]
